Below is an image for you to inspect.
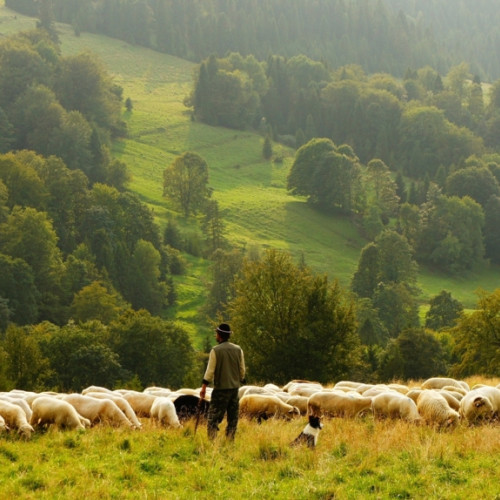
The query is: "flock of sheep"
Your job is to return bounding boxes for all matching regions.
[0,376,499,439]
[237,376,500,428]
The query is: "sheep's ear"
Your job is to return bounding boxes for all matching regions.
[473,397,484,407]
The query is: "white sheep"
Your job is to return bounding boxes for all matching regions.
[354,383,376,394]
[333,380,363,390]
[263,383,282,393]
[30,396,91,431]
[441,385,467,397]
[283,380,323,397]
[0,399,35,438]
[284,395,310,415]
[371,392,422,423]
[238,385,272,397]
[150,397,182,428]
[421,377,470,392]
[438,390,461,411]
[406,388,423,404]
[0,395,33,421]
[116,390,157,417]
[82,385,115,395]
[83,391,142,428]
[459,386,500,424]
[308,390,372,418]
[0,415,8,432]
[239,394,300,422]
[416,390,460,428]
[62,394,134,428]
[387,383,410,394]
[361,385,394,398]
[143,387,173,397]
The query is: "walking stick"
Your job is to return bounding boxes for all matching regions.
[194,396,203,435]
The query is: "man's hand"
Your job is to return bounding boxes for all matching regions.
[200,385,207,400]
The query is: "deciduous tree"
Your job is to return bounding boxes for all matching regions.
[450,289,500,377]
[228,249,360,384]
[163,152,210,217]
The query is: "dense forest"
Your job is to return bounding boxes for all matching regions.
[7,0,500,80]
[0,2,499,392]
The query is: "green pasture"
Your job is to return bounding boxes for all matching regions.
[0,415,499,500]
[1,3,499,320]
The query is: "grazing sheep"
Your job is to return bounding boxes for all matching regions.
[143,387,173,397]
[62,394,134,428]
[239,385,274,397]
[272,391,294,402]
[83,391,142,428]
[333,381,363,390]
[288,385,323,398]
[263,383,282,393]
[283,380,323,396]
[0,395,33,421]
[0,399,34,438]
[387,383,410,394]
[361,385,393,398]
[285,395,310,416]
[371,392,422,423]
[440,388,465,401]
[82,385,114,395]
[117,390,157,417]
[308,391,372,418]
[475,386,500,415]
[406,389,423,404]
[354,384,375,394]
[459,386,500,424]
[239,394,300,422]
[421,377,470,392]
[441,385,467,397]
[438,390,461,411]
[416,390,460,428]
[0,415,8,432]
[30,396,90,430]
[150,397,182,428]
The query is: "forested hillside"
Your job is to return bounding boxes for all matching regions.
[7,0,500,80]
[0,3,498,393]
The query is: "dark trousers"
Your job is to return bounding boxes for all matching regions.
[207,388,239,440]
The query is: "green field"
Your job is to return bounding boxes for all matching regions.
[1,3,499,326]
[0,379,499,499]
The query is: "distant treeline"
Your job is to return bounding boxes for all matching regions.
[6,0,500,80]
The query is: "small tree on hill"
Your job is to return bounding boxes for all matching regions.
[163,152,211,217]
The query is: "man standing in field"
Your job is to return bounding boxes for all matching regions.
[200,323,246,440]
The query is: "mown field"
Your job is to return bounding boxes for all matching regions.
[1,376,499,499]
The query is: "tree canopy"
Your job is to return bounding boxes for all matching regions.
[228,249,361,384]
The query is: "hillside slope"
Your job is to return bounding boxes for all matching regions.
[1,4,499,320]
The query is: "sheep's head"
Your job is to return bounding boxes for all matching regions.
[20,423,34,439]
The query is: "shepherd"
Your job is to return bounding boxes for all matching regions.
[199,323,246,440]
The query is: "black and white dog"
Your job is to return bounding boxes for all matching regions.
[290,414,323,448]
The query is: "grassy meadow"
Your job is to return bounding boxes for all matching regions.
[0,377,499,499]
